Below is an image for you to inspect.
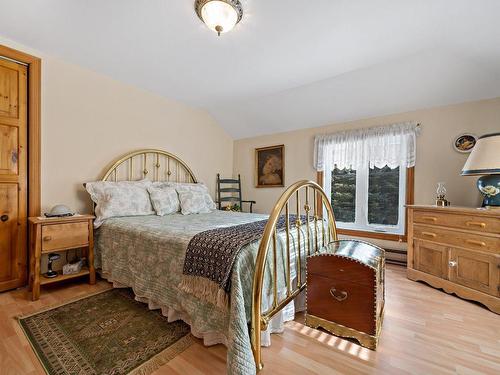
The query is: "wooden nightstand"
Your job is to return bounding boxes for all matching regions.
[28,214,96,301]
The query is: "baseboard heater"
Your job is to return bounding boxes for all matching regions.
[384,248,407,266]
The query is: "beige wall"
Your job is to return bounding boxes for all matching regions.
[0,37,233,214]
[234,98,500,249]
[3,36,499,252]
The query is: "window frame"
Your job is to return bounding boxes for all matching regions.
[317,166,414,242]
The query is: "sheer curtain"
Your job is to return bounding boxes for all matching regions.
[314,121,420,171]
[314,121,420,212]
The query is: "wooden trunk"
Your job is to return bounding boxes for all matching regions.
[305,240,385,349]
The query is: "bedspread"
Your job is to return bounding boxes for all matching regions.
[94,210,323,375]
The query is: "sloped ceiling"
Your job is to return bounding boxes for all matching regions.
[1,0,499,138]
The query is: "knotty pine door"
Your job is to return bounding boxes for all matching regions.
[0,57,27,291]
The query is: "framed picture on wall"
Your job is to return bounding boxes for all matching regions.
[255,144,284,188]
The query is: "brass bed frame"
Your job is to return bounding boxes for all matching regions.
[100,149,198,183]
[99,149,338,371]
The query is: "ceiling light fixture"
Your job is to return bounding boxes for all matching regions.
[195,0,243,36]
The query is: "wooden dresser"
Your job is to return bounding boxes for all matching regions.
[407,205,500,313]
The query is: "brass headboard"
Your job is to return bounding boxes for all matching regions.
[101,149,197,183]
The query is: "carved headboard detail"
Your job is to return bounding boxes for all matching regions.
[101,149,197,183]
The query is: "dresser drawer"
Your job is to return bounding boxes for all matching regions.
[413,224,500,254]
[413,210,500,234]
[41,222,89,252]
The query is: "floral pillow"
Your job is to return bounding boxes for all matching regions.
[147,185,180,216]
[174,184,215,215]
[165,182,217,211]
[85,180,154,227]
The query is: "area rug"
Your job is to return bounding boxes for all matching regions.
[18,289,194,375]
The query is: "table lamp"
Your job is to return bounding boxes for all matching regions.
[45,253,61,278]
[461,133,500,207]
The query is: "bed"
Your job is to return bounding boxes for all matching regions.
[91,149,337,374]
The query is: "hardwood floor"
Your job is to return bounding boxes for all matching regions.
[1,265,498,374]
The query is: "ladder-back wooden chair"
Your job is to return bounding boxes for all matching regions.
[216,174,256,213]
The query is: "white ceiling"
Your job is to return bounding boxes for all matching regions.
[1,0,499,138]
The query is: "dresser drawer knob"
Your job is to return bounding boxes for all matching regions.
[43,236,52,241]
[465,221,486,228]
[466,239,486,247]
[330,287,348,302]
[422,231,436,238]
[0,214,8,222]
[421,216,437,222]
[448,260,457,267]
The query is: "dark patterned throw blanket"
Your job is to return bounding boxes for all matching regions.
[179,215,303,308]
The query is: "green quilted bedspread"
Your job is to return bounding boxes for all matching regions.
[94,210,324,374]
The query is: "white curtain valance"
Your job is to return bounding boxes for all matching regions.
[314,122,420,171]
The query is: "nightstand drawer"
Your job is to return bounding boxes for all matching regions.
[41,222,89,252]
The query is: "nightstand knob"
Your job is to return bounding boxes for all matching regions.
[0,214,8,222]
[43,236,52,241]
[448,260,457,267]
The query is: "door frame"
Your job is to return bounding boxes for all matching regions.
[0,44,41,218]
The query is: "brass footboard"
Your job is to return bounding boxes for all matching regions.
[250,180,337,370]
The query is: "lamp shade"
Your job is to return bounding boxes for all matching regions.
[461,133,500,176]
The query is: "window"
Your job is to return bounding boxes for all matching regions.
[330,167,356,223]
[331,164,406,235]
[314,122,419,240]
[368,166,400,226]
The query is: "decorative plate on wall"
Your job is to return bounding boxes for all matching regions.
[453,133,477,153]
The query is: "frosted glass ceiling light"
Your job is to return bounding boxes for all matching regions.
[195,0,243,36]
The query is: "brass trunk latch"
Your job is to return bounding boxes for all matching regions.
[330,287,348,302]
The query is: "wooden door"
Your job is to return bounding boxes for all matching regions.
[413,240,448,279]
[449,248,500,297]
[0,57,27,291]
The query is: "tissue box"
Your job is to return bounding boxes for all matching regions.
[63,259,84,275]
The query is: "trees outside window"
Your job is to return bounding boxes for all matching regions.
[331,164,406,235]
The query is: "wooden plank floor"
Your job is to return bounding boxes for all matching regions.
[1,265,499,374]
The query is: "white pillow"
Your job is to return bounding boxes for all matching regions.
[165,182,217,211]
[147,185,180,216]
[85,180,154,227]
